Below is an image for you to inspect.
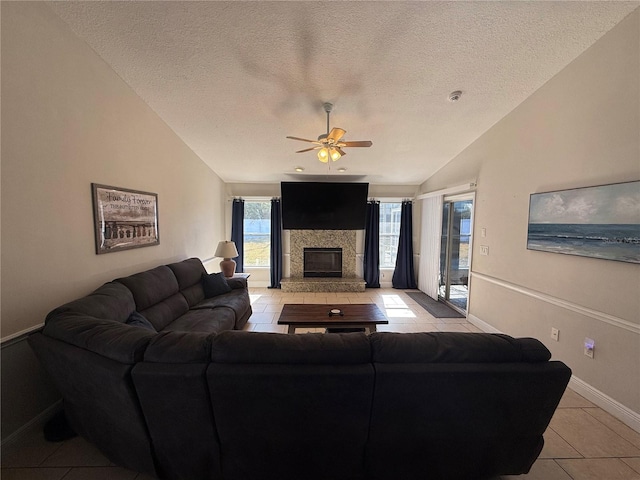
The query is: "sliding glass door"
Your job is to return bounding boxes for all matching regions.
[439,197,473,313]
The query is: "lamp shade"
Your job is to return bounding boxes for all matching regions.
[215,240,238,259]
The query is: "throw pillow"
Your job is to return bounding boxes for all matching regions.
[125,311,156,332]
[202,272,232,298]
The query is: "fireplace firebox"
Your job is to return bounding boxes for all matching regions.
[304,248,342,278]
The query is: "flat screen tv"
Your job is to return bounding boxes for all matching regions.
[281,182,369,230]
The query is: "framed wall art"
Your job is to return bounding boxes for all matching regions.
[527,180,640,264]
[92,183,159,254]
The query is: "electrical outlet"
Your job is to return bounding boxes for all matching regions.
[584,338,595,358]
[480,245,489,256]
[551,328,559,342]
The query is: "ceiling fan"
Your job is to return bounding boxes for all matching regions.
[286,103,372,163]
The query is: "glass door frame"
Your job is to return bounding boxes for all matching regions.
[439,192,475,315]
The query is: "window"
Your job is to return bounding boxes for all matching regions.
[379,202,401,268]
[243,201,271,267]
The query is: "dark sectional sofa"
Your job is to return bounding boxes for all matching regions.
[29,258,571,480]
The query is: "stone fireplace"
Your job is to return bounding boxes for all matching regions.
[282,230,364,292]
[289,230,357,277]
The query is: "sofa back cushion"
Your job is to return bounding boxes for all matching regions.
[208,332,374,480]
[46,282,135,323]
[211,330,371,364]
[116,266,188,331]
[366,332,570,479]
[366,360,571,480]
[116,265,179,310]
[370,332,551,363]
[166,257,207,306]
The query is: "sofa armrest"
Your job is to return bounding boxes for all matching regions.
[42,312,154,364]
[226,277,247,290]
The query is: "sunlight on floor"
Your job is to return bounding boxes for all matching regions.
[380,294,408,307]
[380,294,416,318]
[383,308,416,318]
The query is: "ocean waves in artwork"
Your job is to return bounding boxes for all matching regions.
[527,223,640,263]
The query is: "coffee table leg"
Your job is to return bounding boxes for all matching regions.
[288,325,296,334]
[369,325,377,333]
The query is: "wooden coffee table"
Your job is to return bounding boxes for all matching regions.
[277,303,388,334]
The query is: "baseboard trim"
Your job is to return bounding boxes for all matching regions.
[468,313,640,433]
[467,314,503,334]
[1,399,62,448]
[568,376,640,433]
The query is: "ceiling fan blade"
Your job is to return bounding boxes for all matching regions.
[295,147,319,153]
[341,140,373,147]
[335,147,346,157]
[286,136,319,143]
[327,128,346,143]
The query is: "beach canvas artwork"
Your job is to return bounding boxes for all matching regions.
[527,181,640,264]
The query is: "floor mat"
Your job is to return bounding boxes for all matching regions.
[406,291,465,318]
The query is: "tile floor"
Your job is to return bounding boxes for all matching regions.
[2,288,639,480]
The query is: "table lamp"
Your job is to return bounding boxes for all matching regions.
[215,240,239,277]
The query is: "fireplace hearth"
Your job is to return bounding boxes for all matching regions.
[304,248,342,278]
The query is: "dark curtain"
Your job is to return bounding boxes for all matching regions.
[269,198,283,289]
[231,199,244,273]
[392,200,417,289]
[363,201,380,288]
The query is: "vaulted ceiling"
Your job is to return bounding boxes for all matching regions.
[49,1,639,185]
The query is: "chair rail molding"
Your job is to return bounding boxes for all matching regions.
[471,272,639,334]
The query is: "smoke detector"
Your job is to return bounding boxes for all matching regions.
[448,90,463,102]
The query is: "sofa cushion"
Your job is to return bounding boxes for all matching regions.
[193,288,250,322]
[208,339,374,480]
[166,258,207,306]
[211,331,371,364]
[138,293,190,332]
[370,332,551,363]
[116,266,179,311]
[126,312,156,332]
[202,273,231,298]
[162,308,235,335]
[143,331,214,363]
[46,282,135,323]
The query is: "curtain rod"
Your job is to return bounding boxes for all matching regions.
[227,196,277,202]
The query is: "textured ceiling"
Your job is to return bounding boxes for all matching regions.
[49,1,639,185]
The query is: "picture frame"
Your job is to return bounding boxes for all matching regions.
[527,180,640,264]
[92,183,159,254]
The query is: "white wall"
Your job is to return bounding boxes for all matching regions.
[1,3,226,441]
[420,9,640,425]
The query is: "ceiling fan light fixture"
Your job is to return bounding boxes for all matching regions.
[317,148,329,163]
[288,102,372,162]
